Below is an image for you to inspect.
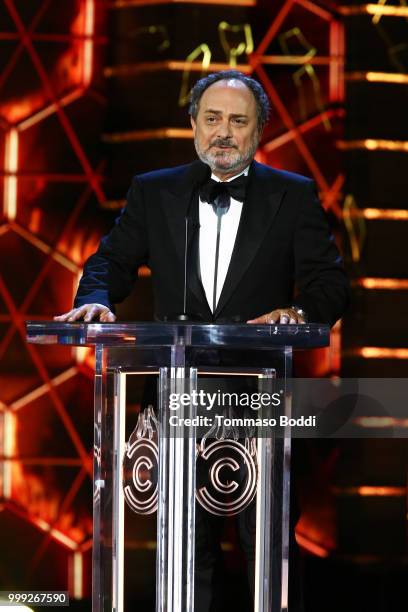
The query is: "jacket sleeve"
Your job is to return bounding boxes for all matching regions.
[292,180,350,326]
[74,177,149,310]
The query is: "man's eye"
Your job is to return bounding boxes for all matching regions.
[206,116,217,123]
[233,118,246,125]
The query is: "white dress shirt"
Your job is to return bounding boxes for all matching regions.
[199,166,249,312]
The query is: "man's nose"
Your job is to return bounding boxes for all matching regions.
[216,119,232,138]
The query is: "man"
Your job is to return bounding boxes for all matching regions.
[55,71,348,327]
[55,71,349,610]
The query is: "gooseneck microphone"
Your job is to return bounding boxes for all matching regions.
[164,162,210,323]
[182,215,189,317]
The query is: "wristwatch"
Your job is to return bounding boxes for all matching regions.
[290,305,308,322]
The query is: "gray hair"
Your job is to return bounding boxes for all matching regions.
[189,70,270,131]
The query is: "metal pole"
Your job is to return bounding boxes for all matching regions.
[112,371,127,612]
[156,340,197,611]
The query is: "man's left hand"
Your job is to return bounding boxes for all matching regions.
[247,308,306,324]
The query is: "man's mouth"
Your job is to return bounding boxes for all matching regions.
[212,144,235,149]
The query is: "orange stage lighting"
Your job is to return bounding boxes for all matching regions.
[339,4,408,18]
[329,20,344,103]
[346,71,408,85]
[10,368,79,411]
[100,199,126,210]
[355,278,408,290]
[69,551,84,600]
[350,347,408,360]
[102,128,193,143]
[352,417,408,429]
[83,0,95,87]
[3,129,19,221]
[17,90,83,132]
[356,208,408,220]
[1,411,16,499]
[295,532,330,558]
[333,486,406,497]
[254,55,337,65]
[9,222,80,273]
[337,139,408,152]
[109,0,256,6]
[139,266,151,277]
[295,0,333,20]
[105,61,251,77]
[262,109,344,153]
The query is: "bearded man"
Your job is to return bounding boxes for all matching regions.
[55,71,349,610]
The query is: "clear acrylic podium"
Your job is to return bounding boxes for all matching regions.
[26,322,329,612]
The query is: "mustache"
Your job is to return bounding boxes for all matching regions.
[209,138,237,148]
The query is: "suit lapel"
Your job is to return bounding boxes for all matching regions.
[214,161,286,318]
[161,189,195,263]
[160,162,212,317]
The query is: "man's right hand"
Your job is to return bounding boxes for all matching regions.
[53,304,116,323]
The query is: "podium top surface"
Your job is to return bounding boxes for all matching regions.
[25,321,330,349]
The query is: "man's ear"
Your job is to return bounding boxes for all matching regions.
[190,116,196,134]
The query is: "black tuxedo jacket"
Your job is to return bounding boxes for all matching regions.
[74,160,349,326]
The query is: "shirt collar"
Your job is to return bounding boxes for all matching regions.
[211,165,250,183]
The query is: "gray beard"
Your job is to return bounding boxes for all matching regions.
[194,137,258,176]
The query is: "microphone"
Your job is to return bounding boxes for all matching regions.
[182,215,189,318]
[163,162,210,323]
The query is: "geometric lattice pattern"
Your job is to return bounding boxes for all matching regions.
[0,0,348,596]
[0,1,108,597]
[253,0,344,215]
[251,0,345,378]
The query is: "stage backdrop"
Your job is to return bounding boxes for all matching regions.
[0,0,406,607]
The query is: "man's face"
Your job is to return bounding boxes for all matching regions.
[191,79,261,179]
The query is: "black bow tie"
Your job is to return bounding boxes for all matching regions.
[199,173,248,205]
